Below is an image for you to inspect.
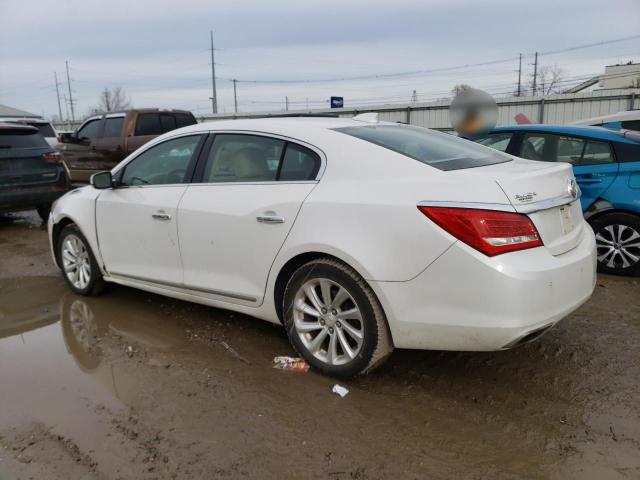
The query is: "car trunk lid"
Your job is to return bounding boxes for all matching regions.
[454,158,583,256]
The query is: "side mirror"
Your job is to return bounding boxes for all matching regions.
[91,171,113,189]
[59,132,76,143]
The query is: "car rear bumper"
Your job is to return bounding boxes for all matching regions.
[372,222,597,351]
[0,181,68,212]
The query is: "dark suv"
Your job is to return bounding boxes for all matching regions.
[0,122,69,220]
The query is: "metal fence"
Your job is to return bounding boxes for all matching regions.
[54,89,639,132]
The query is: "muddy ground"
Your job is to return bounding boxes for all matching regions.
[0,211,638,480]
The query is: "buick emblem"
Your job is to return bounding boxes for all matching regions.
[567,179,579,199]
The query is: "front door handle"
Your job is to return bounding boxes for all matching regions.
[256,215,285,224]
[152,213,172,221]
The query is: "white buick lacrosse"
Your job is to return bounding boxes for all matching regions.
[48,115,596,377]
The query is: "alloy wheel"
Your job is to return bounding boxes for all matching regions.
[595,224,640,270]
[292,278,364,366]
[61,234,92,290]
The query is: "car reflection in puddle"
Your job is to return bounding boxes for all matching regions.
[0,276,187,415]
[60,291,187,376]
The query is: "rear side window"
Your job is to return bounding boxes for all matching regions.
[103,117,124,138]
[335,125,510,171]
[581,141,615,165]
[135,113,161,136]
[280,143,320,180]
[473,133,513,152]
[0,130,48,149]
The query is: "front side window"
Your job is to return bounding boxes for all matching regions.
[335,125,510,171]
[103,117,124,138]
[134,113,161,136]
[473,133,513,152]
[203,134,285,183]
[120,135,202,186]
[77,119,102,141]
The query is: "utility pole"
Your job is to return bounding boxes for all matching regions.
[210,30,218,114]
[53,72,63,123]
[411,90,418,103]
[65,60,75,122]
[516,53,522,96]
[63,94,70,130]
[285,96,289,111]
[233,79,238,113]
[532,52,538,96]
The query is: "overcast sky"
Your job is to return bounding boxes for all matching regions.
[0,0,639,120]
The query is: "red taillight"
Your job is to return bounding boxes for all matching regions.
[418,206,542,256]
[43,152,62,164]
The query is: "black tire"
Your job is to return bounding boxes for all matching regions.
[282,257,393,378]
[590,212,640,276]
[57,224,107,295]
[36,204,51,222]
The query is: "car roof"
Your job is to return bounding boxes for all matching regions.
[0,122,39,132]
[489,124,639,144]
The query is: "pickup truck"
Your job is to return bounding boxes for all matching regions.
[57,108,197,183]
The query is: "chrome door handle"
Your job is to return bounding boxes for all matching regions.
[152,213,172,221]
[256,215,285,224]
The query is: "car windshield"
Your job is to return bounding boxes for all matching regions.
[0,130,49,149]
[335,124,511,171]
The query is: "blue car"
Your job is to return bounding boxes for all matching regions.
[471,125,640,276]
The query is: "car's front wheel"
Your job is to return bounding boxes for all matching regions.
[58,224,106,295]
[283,257,393,378]
[591,212,640,276]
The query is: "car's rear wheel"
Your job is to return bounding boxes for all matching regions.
[283,257,393,378]
[58,224,106,295]
[590,212,640,276]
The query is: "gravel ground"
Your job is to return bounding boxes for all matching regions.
[0,211,639,480]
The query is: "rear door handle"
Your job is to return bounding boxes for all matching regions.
[152,213,172,221]
[256,215,285,224]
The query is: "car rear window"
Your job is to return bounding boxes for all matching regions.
[335,125,511,171]
[30,123,55,137]
[0,130,49,149]
[175,113,196,128]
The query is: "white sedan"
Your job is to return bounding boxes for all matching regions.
[48,115,597,378]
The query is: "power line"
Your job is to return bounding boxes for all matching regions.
[229,35,640,84]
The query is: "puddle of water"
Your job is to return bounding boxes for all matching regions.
[0,276,188,428]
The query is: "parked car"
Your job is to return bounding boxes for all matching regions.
[48,116,596,377]
[470,125,640,276]
[0,117,58,147]
[571,110,640,132]
[0,122,68,220]
[57,108,197,183]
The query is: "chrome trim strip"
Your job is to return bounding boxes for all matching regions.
[109,272,257,302]
[417,201,516,212]
[512,193,580,214]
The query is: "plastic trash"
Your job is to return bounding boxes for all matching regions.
[273,356,310,372]
[332,384,349,397]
